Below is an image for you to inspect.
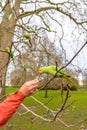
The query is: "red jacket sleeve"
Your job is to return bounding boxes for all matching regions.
[0,91,25,128]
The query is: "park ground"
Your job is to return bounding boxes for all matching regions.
[2,88,87,130]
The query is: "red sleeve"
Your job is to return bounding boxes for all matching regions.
[0,91,25,128]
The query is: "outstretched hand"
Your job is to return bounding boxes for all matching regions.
[19,79,39,97]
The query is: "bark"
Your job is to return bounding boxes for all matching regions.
[0,0,21,99]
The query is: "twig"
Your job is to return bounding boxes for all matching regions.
[56,118,70,128]
[53,84,70,121]
[59,41,87,70]
[0,49,8,53]
[44,96,54,105]
[73,118,87,127]
[0,1,10,13]
[30,96,56,113]
[21,103,52,122]
[64,100,76,110]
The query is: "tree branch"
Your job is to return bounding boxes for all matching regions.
[39,41,87,90]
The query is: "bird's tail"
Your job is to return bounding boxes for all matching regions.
[63,76,77,90]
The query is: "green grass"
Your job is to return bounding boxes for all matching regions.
[2,88,87,130]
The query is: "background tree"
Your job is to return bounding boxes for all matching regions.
[10,34,62,86]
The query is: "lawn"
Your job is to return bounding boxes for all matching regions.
[2,88,87,130]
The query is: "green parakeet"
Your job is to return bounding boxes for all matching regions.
[23,33,32,48]
[23,33,31,39]
[5,47,14,60]
[5,47,14,63]
[38,65,77,89]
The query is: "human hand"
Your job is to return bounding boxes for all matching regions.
[19,79,39,97]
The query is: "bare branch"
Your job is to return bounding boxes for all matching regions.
[0,0,10,13]
[18,6,87,26]
[21,103,52,122]
[30,96,56,113]
[53,84,70,121]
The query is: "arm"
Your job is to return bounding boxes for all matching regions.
[0,91,25,127]
[0,79,38,128]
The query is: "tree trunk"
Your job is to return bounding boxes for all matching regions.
[44,89,48,98]
[44,55,49,98]
[0,0,21,100]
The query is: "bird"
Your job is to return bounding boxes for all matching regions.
[23,33,32,48]
[5,47,14,60]
[38,65,77,90]
[23,33,31,39]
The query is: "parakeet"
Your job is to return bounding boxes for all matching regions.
[38,65,77,89]
[23,33,32,48]
[23,33,31,39]
[5,47,14,60]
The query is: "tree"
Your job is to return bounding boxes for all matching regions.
[0,0,21,98]
[0,0,87,98]
[10,34,61,87]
